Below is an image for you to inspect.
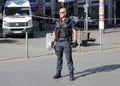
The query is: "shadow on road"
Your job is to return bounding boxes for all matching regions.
[62,64,120,80]
[0,39,18,44]
[87,43,100,46]
[74,64,120,79]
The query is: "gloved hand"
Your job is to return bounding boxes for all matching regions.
[71,42,78,48]
[51,41,54,48]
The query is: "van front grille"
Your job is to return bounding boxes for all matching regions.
[9,22,26,27]
[11,29,24,31]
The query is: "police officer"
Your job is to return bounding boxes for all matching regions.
[51,8,77,81]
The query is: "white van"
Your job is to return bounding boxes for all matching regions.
[2,0,33,37]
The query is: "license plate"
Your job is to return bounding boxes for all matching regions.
[13,31,22,33]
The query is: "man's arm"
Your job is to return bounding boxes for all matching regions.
[71,20,77,42]
[52,31,56,42]
[50,31,56,48]
[72,28,77,42]
[71,28,78,48]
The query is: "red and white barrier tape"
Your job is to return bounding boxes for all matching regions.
[32,15,120,21]
[92,18,120,21]
[32,15,58,20]
[1,15,120,21]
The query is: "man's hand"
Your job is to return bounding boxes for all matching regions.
[51,41,54,48]
[48,41,54,50]
[71,42,78,48]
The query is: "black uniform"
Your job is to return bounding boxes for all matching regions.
[54,18,76,73]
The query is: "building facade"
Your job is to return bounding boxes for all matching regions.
[37,0,75,17]
[35,0,120,24]
[0,0,2,13]
[37,0,58,16]
[2,0,119,24]
[76,0,120,25]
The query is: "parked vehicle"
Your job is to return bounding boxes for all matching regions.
[2,0,33,38]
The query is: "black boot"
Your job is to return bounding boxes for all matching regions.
[53,71,61,79]
[70,72,74,81]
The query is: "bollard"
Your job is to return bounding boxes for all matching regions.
[25,31,29,58]
[77,30,81,52]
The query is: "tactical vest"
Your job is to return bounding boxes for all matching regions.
[55,18,72,41]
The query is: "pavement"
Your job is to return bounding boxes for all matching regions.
[0,28,120,86]
[0,28,120,60]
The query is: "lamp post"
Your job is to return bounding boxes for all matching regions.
[83,0,89,31]
[85,0,88,31]
[99,0,104,50]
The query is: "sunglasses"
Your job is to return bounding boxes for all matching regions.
[59,12,66,14]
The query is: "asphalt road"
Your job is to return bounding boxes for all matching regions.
[0,28,120,86]
[0,45,120,86]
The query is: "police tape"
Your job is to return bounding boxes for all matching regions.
[1,15,120,21]
[93,18,120,21]
[0,15,58,20]
[32,15,58,20]
[32,15,120,21]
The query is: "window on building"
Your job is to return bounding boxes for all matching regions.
[45,7,51,16]
[91,1,99,4]
[91,6,99,19]
[29,0,36,2]
[55,0,58,3]
[45,0,51,2]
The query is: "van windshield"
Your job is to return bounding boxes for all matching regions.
[4,7,30,17]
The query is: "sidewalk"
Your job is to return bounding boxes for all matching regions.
[0,28,120,61]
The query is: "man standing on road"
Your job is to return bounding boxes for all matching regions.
[51,8,77,81]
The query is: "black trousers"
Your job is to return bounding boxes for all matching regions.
[54,41,74,73]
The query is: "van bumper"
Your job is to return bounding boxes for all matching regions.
[2,28,33,37]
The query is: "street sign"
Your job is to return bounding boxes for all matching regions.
[83,4,89,9]
[83,4,89,12]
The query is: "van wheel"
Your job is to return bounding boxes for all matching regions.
[28,32,33,38]
[3,32,7,38]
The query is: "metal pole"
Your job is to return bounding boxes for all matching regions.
[85,0,88,31]
[26,31,29,58]
[77,30,81,52]
[99,0,104,50]
[100,29,103,50]
[114,0,116,29]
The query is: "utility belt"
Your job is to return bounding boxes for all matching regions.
[56,37,69,42]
